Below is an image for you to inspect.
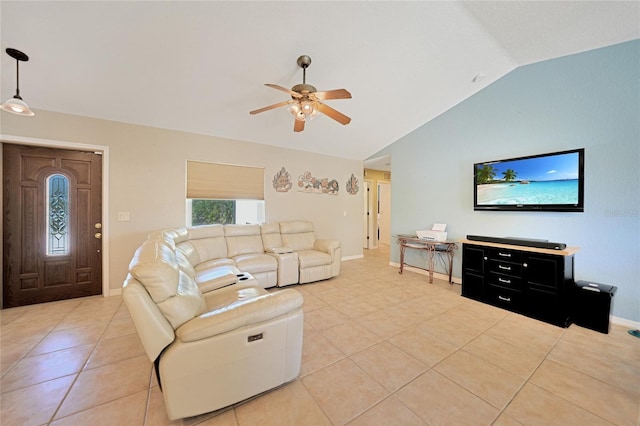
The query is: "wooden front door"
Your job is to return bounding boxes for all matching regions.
[3,144,103,308]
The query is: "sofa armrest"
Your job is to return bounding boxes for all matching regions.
[266,251,299,286]
[175,289,303,342]
[122,278,176,362]
[195,268,238,293]
[314,239,341,256]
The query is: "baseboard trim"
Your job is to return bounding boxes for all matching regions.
[389,261,462,284]
[342,254,364,261]
[611,316,640,329]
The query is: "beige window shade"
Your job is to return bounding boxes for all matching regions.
[187,161,264,200]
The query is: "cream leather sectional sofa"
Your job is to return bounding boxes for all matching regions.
[172,220,342,290]
[122,221,340,420]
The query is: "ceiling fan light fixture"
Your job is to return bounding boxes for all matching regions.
[307,104,320,120]
[250,55,351,132]
[300,100,319,120]
[288,101,318,121]
[287,102,301,116]
[2,48,35,117]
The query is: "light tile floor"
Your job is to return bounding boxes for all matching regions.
[1,246,639,425]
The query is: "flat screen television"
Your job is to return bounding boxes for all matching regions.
[474,148,584,212]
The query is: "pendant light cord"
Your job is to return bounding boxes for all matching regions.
[15,58,21,98]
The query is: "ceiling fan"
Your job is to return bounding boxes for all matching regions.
[250,55,352,132]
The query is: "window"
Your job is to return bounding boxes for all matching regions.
[187,199,264,226]
[46,174,70,255]
[186,161,265,226]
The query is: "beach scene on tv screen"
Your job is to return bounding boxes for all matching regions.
[475,152,580,205]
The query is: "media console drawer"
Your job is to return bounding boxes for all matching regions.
[488,272,522,290]
[490,248,522,262]
[488,260,522,277]
[486,285,523,311]
[461,240,578,328]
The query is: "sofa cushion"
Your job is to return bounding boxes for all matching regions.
[296,249,332,268]
[177,225,229,264]
[129,240,206,329]
[233,254,278,274]
[188,224,225,239]
[129,240,180,303]
[204,285,267,311]
[279,221,314,234]
[195,258,236,272]
[176,287,304,342]
[170,227,189,244]
[225,224,264,257]
[191,237,228,262]
[175,250,196,279]
[224,224,260,237]
[281,232,316,251]
[260,223,283,250]
[175,241,200,266]
[279,221,316,251]
[147,229,177,250]
[155,270,207,329]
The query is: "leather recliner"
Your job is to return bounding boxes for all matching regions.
[279,221,342,283]
[122,236,304,420]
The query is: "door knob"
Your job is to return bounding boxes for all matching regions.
[95,223,102,229]
[94,232,102,239]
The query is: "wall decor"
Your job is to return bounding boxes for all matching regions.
[297,171,339,195]
[272,167,292,192]
[346,174,359,195]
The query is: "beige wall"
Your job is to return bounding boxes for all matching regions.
[1,110,364,294]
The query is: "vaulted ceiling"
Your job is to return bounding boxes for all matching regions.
[2,1,638,166]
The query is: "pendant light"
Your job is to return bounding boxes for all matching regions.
[1,48,35,116]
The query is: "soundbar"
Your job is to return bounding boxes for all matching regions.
[466,235,567,250]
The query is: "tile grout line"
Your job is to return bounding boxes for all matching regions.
[325,293,467,425]
[518,328,636,425]
[492,325,568,425]
[1,301,79,381]
[47,298,129,424]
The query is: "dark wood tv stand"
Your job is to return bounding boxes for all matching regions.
[460,239,579,327]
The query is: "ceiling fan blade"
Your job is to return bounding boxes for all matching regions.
[249,100,291,115]
[265,83,302,98]
[313,89,352,100]
[316,102,351,125]
[294,118,305,132]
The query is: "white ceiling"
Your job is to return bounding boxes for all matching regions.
[2,1,638,169]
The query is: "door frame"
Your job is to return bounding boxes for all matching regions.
[363,179,374,249]
[1,134,111,301]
